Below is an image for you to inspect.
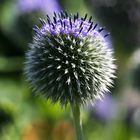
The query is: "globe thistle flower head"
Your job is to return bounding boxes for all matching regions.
[25,11,116,106]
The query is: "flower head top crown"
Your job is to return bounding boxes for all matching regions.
[25,11,116,106]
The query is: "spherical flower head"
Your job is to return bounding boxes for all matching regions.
[25,12,116,106]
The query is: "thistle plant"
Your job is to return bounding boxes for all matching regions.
[25,11,116,140]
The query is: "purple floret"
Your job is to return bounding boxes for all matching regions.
[35,12,110,46]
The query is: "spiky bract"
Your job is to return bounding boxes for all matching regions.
[25,11,116,106]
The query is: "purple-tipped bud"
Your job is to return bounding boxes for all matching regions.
[25,12,116,106]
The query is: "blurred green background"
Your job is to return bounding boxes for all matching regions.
[0,0,140,140]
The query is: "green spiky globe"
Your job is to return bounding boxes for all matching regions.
[25,12,116,106]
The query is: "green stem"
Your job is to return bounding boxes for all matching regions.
[71,103,84,140]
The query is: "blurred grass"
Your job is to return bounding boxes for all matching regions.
[0,57,23,72]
